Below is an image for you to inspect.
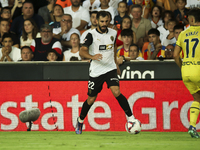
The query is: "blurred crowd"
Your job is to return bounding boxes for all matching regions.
[0,0,198,63]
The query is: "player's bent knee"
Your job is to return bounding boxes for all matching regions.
[87,96,96,105]
[112,90,121,97]
[192,92,200,103]
[110,86,121,97]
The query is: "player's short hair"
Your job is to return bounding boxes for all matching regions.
[96,11,109,20]
[187,8,200,22]
[162,10,174,23]
[175,0,186,3]
[129,43,139,52]
[148,28,160,36]
[21,46,33,54]
[131,4,142,11]
[118,1,127,8]
[121,29,133,38]
[90,11,98,17]
[40,24,53,32]
[2,33,13,42]
[173,24,184,32]
[106,11,112,21]
[151,5,162,18]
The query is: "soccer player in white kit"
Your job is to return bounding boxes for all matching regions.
[75,11,136,134]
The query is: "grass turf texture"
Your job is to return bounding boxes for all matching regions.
[0,132,198,150]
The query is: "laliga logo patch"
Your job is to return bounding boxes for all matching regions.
[110,36,114,41]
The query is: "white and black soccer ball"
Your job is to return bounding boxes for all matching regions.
[125,119,141,134]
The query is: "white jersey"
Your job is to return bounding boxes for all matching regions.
[63,49,81,61]
[80,28,92,44]
[82,28,117,77]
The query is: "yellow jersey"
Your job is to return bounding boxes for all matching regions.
[176,26,200,76]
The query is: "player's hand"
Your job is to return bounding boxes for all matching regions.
[117,65,121,75]
[92,54,103,61]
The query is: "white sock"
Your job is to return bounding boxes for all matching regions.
[78,117,84,123]
[127,115,136,122]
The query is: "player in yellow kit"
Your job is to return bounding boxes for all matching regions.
[174,8,200,138]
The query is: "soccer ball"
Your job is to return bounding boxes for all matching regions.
[125,119,141,134]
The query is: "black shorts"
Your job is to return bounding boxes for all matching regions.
[87,69,119,97]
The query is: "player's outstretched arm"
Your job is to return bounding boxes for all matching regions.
[174,45,182,68]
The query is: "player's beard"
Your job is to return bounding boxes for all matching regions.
[99,25,107,33]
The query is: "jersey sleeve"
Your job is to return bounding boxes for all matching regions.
[176,32,182,48]
[81,33,93,47]
[80,30,88,44]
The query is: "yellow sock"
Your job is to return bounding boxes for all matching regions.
[190,101,200,127]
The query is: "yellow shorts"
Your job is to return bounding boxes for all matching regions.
[182,65,200,94]
[182,76,200,95]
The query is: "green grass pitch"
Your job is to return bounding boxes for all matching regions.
[0,131,199,150]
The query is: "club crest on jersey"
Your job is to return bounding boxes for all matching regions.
[110,36,114,41]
